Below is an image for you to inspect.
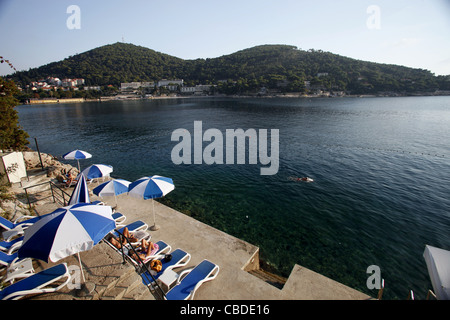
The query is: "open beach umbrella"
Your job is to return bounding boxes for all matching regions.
[93,178,130,207]
[68,174,90,206]
[18,203,115,295]
[128,175,174,230]
[423,245,450,300]
[62,149,92,171]
[79,164,113,181]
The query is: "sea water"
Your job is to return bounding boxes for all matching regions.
[17,96,450,299]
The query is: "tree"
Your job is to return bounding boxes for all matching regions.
[0,77,29,150]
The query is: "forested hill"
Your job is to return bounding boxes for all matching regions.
[9,42,450,94]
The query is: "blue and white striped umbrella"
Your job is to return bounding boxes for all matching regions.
[79,164,113,180]
[68,174,90,205]
[128,176,175,230]
[18,203,115,263]
[128,176,174,200]
[63,149,92,160]
[93,179,130,206]
[423,245,450,300]
[62,149,92,171]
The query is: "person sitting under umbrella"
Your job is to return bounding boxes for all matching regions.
[61,168,75,187]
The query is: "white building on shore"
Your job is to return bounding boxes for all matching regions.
[120,82,155,91]
[157,79,184,87]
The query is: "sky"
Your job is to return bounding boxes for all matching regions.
[1,0,450,77]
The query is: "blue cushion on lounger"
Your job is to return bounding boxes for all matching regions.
[0,263,69,300]
[165,260,219,300]
[0,236,24,252]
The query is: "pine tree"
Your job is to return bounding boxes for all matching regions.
[0,77,29,150]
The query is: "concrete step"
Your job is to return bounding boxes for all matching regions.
[99,264,154,300]
[122,279,155,300]
[100,271,138,300]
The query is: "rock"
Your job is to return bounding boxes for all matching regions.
[23,151,78,180]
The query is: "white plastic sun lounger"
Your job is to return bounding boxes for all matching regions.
[0,263,71,300]
[0,250,20,268]
[141,248,191,286]
[0,236,24,254]
[113,220,148,235]
[0,215,39,231]
[0,251,36,284]
[0,215,42,240]
[164,259,219,300]
[112,212,126,224]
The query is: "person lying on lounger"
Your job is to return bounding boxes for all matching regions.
[109,228,158,261]
[129,238,159,261]
[109,227,139,249]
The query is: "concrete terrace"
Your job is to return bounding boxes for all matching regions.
[10,174,372,300]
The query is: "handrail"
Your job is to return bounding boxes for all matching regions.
[22,181,71,209]
[22,181,53,209]
[49,181,71,206]
[115,230,166,300]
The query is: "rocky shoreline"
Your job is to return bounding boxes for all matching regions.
[0,151,78,221]
[22,151,79,182]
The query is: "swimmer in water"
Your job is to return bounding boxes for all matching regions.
[288,176,313,182]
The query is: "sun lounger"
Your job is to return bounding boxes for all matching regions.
[0,215,39,231]
[104,237,170,268]
[0,250,36,284]
[109,220,150,245]
[0,236,24,254]
[1,215,43,241]
[141,248,191,286]
[0,250,20,268]
[0,263,71,300]
[152,240,171,257]
[165,259,219,300]
[112,212,126,224]
[133,240,173,266]
[114,220,148,235]
[3,258,35,284]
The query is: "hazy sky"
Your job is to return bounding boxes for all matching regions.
[1,0,450,76]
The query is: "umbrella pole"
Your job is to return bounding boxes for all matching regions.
[76,252,96,297]
[77,252,86,283]
[150,199,160,231]
[114,195,118,210]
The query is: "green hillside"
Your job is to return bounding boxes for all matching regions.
[9,42,450,94]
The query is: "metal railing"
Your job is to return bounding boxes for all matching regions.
[49,181,71,206]
[23,181,71,209]
[115,230,166,300]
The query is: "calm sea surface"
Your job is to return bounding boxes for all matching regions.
[17,96,450,299]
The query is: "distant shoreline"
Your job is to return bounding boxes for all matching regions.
[22,91,450,105]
